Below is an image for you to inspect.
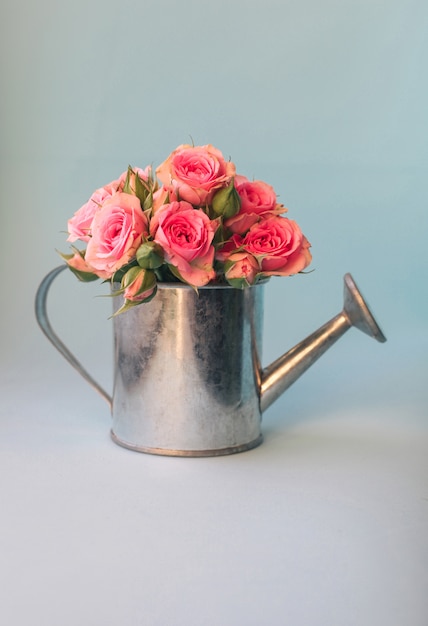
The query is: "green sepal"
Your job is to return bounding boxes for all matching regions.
[168,264,185,282]
[58,250,74,262]
[122,166,154,211]
[142,191,153,212]
[111,286,158,317]
[68,266,99,283]
[225,276,250,289]
[225,270,267,289]
[122,166,133,195]
[223,259,250,289]
[223,258,235,274]
[135,170,152,209]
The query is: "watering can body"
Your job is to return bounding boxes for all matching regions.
[35,267,386,456]
[111,283,264,455]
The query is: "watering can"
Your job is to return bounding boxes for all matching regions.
[35,266,386,456]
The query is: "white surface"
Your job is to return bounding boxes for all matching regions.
[1,333,427,626]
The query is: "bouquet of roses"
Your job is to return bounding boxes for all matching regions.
[62,143,312,315]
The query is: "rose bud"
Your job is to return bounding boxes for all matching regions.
[224,251,260,288]
[211,179,241,219]
[136,241,164,269]
[122,267,157,303]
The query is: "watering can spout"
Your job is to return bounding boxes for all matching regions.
[260,273,386,412]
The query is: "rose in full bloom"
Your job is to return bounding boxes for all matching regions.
[240,216,312,276]
[85,193,148,278]
[67,180,120,242]
[235,175,279,214]
[156,144,236,206]
[150,201,217,286]
[62,144,314,316]
[225,175,285,235]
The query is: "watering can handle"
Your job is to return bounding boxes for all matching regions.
[35,265,113,408]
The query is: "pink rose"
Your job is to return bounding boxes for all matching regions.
[235,175,279,214]
[122,267,157,302]
[241,216,312,276]
[67,180,120,242]
[156,144,236,206]
[224,251,260,286]
[85,193,148,278]
[150,201,217,286]
[225,175,285,235]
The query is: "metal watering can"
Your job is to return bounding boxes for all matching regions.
[35,266,386,456]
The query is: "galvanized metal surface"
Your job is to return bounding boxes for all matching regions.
[260,273,386,412]
[34,265,112,407]
[110,283,265,455]
[35,267,386,456]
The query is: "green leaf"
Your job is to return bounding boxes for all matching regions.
[134,170,150,207]
[68,266,100,282]
[111,283,158,317]
[111,298,142,317]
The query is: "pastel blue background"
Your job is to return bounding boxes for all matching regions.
[2,0,427,358]
[1,1,427,625]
